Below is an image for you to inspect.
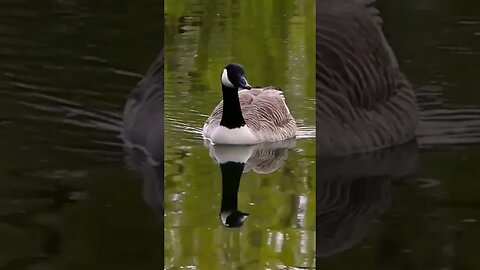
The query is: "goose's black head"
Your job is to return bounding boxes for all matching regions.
[221,63,251,90]
[220,210,250,228]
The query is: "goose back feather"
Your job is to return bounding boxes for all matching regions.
[203,87,296,143]
[316,0,418,155]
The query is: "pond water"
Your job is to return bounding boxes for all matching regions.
[164,0,316,269]
[0,0,163,269]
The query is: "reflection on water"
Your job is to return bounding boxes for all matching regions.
[208,140,296,228]
[165,139,315,269]
[317,142,417,259]
[165,0,315,268]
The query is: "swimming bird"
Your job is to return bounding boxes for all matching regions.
[202,64,296,145]
[316,0,418,155]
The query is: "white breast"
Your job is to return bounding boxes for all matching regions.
[210,126,258,145]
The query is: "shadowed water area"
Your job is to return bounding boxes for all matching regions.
[164,0,316,269]
[317,0,480,269]
[0,0,163,269]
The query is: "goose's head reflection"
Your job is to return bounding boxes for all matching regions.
[206,140,296,228]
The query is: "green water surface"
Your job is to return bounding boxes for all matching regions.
[164,0,316,269]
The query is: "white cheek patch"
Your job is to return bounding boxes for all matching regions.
[221,69,234,88]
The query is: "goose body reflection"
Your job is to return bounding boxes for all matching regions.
[317,142,417,258]
[206,140,296,227]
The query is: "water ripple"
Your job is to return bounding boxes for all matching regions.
[418,84,480,147]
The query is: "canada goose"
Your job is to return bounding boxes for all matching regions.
[316,0,418,155]
[202,64,297,145]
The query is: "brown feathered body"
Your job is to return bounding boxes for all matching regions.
[203,87,297,143]
[317,0,418,155]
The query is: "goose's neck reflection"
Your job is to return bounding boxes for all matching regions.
[208,140,295,228]
[219,161,249,228]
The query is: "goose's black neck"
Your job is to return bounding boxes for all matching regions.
[220,85,246,129]
[219,161,245,213]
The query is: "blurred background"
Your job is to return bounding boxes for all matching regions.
[164,0,315,269]
[0,0,163,269]
[317,0,480,269]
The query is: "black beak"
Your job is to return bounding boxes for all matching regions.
[239,76,251,90]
